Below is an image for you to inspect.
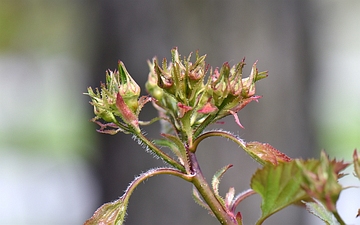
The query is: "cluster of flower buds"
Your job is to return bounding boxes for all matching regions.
[86,48,267,141]
[146,48,267,144]
[86,61,150,134]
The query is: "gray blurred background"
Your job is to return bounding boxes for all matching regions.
[0,1,359,225]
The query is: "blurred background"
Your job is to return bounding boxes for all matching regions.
[0,1,359,224]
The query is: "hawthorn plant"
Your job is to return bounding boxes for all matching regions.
[85,48,359,225]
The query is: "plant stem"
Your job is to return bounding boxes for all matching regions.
[230,189,256,212]
[333,211,346,225]
[136,132,186,172]
[191,130,246,153]
[122,167,193,205]
[188,151,237,225]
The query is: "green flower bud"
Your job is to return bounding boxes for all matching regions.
[240,61,267,98]
[228,59,245,96]
[117,61,141,113]
[145,58,164,101]
[209,63,231,106]
[95,109,117,123]
[154,58,174,89]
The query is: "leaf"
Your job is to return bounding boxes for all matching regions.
[251,160,319,224]
[84,198,128,225]
[159,133,190,172]
[244,141,292,166]
[212,164,233,204]
[303,199,340,225]
[153,138,184,163]
[160,133,187,158]
[251,152,350,225]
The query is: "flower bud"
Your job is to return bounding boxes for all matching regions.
[241,62,268,98]
[209,63,230,106]
[188,53,207,82]
[94,107,117,123]
[154,58,174,90]
[145,58,164,101]
[117,61,141,113]
[228,59,245,96]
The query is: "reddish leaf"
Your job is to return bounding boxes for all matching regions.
[245,141,292,166]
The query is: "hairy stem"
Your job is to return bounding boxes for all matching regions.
[188,151,237,225]
[122,167,193,205]
[230,189,256,212]
[190,130,246,153]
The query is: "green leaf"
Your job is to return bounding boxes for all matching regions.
[160,133,187,157]
[303,199,340,225]
[84,197,128,225]
[158,133,190,172]
[153,138,184,162]
[251,160,319,224]
[211,164,233,204]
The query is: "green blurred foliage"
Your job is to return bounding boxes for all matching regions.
[0,1,96,158]
[0,1,91,55]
